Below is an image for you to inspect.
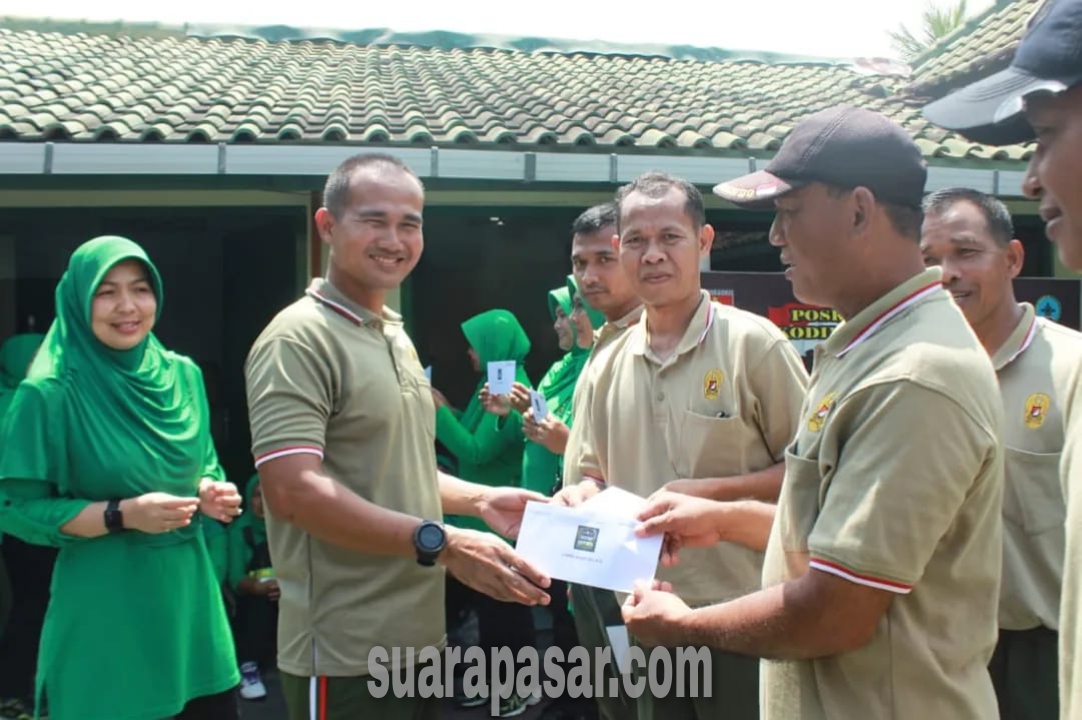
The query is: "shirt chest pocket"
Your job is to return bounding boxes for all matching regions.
[672,410,748,478]
[778,450,823,553]
[1002,447,1065,535]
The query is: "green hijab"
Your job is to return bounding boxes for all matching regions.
[459,309,532,431]
[0,235,221,499]
[0,333,44,420]
[535,277,601,425]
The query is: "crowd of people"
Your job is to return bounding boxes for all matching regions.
[0,3,1079,720]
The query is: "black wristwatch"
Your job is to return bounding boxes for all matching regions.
[413,520,446,567]
[104,499,125,533]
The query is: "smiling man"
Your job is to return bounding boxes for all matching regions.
[921,2,1082,716]
[244,153,551,720]
[574,172,808,720]
[626,107,1005,720]
[921,187,1082,720]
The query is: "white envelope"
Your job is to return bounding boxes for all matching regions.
[529,389,549,420]
[580,486,649,520]
[515,501,661,593]
[487,360,516,395]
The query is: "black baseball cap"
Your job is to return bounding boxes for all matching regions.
[922,0,1082,145]
[712,105,927,210]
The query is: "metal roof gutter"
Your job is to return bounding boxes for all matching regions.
[0,142,1030,199]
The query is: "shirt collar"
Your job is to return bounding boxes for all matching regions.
[821,268,945,359]
[991,303,1038,371]
[305,278,402,328]
[630,290,716,363]
[596,304,644,345]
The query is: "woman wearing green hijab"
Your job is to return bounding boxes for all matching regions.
[433,308,533,530]
[0,236,243,720]
[433,308,537,716]
[518,277,604,496]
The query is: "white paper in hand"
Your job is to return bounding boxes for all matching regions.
[487,361,515,395]
[529,390,549,421]
[606,625,633,674]
[515,501,662,593]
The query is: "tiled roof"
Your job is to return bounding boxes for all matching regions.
[0,24,1034,161]
[904,0,1040,99]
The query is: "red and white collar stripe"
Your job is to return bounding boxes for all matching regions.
[696,300,717,346]
[837,282,941,358]
[307,289,365,327]
[1002,315,1038,367]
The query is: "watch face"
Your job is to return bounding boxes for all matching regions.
[418,524,444,551]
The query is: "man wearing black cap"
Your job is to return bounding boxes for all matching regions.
[624,105,1006,720]
[922,2,1082,717]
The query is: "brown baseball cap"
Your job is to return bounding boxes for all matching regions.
[713,105,927,210]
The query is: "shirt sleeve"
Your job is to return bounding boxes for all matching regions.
[245,336,332,469]
[748,336,809,462]
[0,384,91,547]
[807,380,1000,594]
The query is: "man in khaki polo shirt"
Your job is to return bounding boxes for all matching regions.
[574,171,808,720]
[244,153,551,720]
[625,106,1005,720]
[922,5,1082,716]
[921,187,1082,720]
[555,202,643,720]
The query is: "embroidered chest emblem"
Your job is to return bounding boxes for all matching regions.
[704,369,724,400]
[807,392,839,433]
[1024,392,1051,429]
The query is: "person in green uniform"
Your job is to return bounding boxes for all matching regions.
[433,308,537,716]
[0,333,44,720]
[516,278,603,497]
[228,473,278,703]
[0,235,244,720]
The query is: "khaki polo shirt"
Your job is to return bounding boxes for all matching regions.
[580,291,808,606]
[761,268,1004,720]
[1053,311,1082,718]
[995,303,1082,631]
[561,305,643,489]
[244,278,444,678]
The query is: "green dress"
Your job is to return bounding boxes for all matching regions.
[0,236,239,720]
[436,308,532,533]
[519,277,604,495]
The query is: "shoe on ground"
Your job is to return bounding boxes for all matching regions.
[239,661,267,701]
[495,693,530,718]
[455,688,489,709]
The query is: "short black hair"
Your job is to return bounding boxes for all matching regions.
[323,153,423,218]
[825,184,924,241]
[922,187,1014,247]
[572,202,617,236]
[614,172,705,234]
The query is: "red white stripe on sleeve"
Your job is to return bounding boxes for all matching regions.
[254,445,324,468]
[810,558,913,595]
